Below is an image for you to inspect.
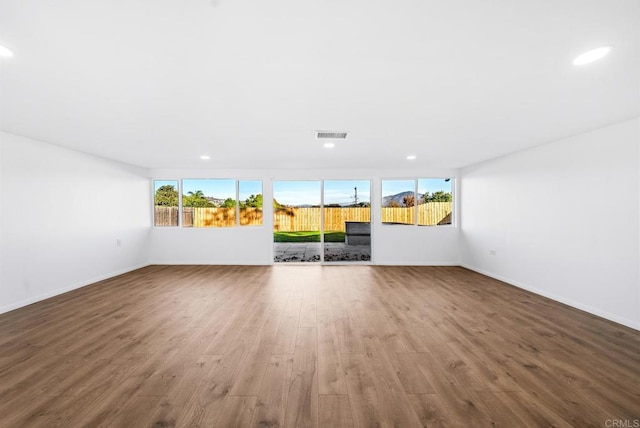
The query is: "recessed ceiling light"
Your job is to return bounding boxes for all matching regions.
[406,155,416,160]
[323,142,335,149]
[0,45,14,58]
[200,155,211,160]
[572,46,612,66]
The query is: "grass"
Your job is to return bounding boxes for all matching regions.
[273,231,346,243]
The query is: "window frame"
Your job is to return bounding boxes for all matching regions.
[417,177,455,227]
[380,177,456,227]
[151,178,265,229]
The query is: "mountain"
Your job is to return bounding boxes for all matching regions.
[382,191,424,207]
[205,197,226,206]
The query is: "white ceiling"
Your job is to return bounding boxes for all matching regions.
[1,0,638,170]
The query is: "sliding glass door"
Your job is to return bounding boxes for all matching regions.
[323,180,371,262]
[273,181,322,263]
[273,180,372,263]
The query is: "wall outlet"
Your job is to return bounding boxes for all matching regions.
[489,249,497,256]
[116,239,122,247]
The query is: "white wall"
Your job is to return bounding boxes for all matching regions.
[3,121,638,331]
[460,118,640,330]
[148,168,460,265]
[0,133,151,314]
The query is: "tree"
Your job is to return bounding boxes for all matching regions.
[273,197,294,217]
[155,185,178,206]
[222,197,236,208]
[273,198,286,210]
[241,194,263,209]
[183,190,214,207]
[423,191,452,203]
[403,195,415,207]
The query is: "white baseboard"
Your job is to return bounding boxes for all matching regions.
[149,260,271,266]
[460,263,640,332]
[151,260,460,267]
[0,263,150,316]
[374,261,459,266]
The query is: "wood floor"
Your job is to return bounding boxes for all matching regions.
[0,265,639,427]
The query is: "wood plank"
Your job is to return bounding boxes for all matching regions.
[359,330,423,426]
[147,354,222,428]
[251,354,294,427]
[272,295,303,355]
[407,393,453,428]
[342,353,385,427]
[300,285,318,328]
[105,396,164,428]
[391,352,435,394]
[319,395,354,428]
[318,317,347,395]
[230,307,284,395]
[0,265,638,426]
[285,327,318,428]
[213,395,258,428]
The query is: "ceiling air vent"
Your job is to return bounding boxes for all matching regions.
[316,131,347,139]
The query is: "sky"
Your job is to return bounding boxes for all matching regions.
[182,179,235,199]
[238,180,262,201]
[419,178,452,195]
[273,180,372,206]
[324,180,371,205]
[381,179,415,197]
[382,178,453,197]
[273,181,321,206]
[156,178,451,205]
[154,180,178,192]
[155,179,262,200]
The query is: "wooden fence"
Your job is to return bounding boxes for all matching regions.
[154,206,179,226]
[382,202,452,226]
[155,202,451,229]
[274,207,372,232]
[154,206,262,227]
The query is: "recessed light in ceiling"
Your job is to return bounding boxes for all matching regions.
[572,46,612,66]
[406,155,416,160]
[316,131,347,139]
[200,155,211,160]
[323,142,335,149]
[0,44,14,58]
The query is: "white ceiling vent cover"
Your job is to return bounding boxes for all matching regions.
[316,131,347,139]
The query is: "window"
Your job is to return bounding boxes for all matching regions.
[152,178,264,228]
[239,180,263,226]
[182,179,236,227]
[153,180,179,227]
[381,179,415,225]
[381,178,454,226]
[418,178,453,226]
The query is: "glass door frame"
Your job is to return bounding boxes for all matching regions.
[271,179,373,265]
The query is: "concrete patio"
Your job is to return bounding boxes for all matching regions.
[273,243,371,263]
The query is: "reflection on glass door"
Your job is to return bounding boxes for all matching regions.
[273,181,321,263]
[323,180,371,262]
